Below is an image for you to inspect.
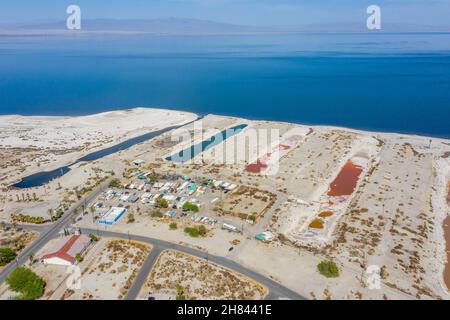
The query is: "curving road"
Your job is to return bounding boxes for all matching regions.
[80,228,306,300]
[0,179,111,285]
[1,219,306,300]
[0,117,306,300]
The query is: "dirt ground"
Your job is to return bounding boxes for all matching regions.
[218,186,277,221]
[0,228,37,272]
[58,239,151,300]
[139,250,267,300]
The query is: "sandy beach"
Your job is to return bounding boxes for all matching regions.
[0,108,197,186]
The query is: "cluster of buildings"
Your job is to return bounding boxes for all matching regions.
[95,172,240,227]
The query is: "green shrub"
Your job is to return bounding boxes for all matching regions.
[11,213,46,224]
[247,214,256,222]
[89,234,99,242]
[109,178,121,188]
[6,267,46,300]
[184,227,200,238]
[75,253,83,263]
[182,202,199,212]
[317,260,340,278]
[169,222,178,230]
[52,208,64,221]
[150,210,163,218]
[198,225,207,236]
[184,225,207,238]
[155,197,169,208]
[0,248,17,266]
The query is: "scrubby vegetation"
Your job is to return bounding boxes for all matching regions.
[51,208,64,221]
[182,202,199,213]
[6,267,46,300]
[109,178,121,188]
[0,248,17,266]
[11,213,46,224]
[184,225,207,238]
[150,210,163,218]
[317,260,340,278]
[169,222,178,230]
[155,197,169,208]
[146,250,267,299]
[89,234,99,242]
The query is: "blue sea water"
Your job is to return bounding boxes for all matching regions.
[0,33,450,138]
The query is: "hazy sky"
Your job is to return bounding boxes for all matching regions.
[1,0,450,26]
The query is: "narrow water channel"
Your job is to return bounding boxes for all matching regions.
[12,119,200,189]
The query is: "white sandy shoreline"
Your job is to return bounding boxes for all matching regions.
[2,107,449,143]
[0,107,198,185]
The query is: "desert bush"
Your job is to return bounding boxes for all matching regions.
[155,197,169,208]
[6,267,46,300]
[169,222,178,230]
[151,210,163,218]
[109,178,121,188]
[11,213,46,224]
[0,248,17,266]
[317,260,340,278]
[182,202,199,213]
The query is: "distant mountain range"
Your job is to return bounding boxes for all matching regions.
[1,18,449,35]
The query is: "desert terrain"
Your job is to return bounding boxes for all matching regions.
[1,108,450,300]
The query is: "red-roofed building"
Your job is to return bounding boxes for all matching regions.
[41,234,91,266]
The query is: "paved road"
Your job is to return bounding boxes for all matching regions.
[80,228,306,300]
[125,245,162,300]
[0,179,111,284]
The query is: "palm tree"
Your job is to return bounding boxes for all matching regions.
[28,253,34,265]
[47,209,53,221]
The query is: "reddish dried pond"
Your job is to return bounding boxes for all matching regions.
[245,143,292,174]
[327,160,363,197]
[245,160,268,174]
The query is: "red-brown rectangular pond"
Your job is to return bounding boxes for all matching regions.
[327,159,364,197]
[245,136,300,174]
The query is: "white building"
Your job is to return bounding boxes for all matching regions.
[41,235,91,266]
[99,207,127,225]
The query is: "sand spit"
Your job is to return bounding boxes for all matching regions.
[0,108,197,186]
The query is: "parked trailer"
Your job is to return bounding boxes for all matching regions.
[222,223,238,232]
